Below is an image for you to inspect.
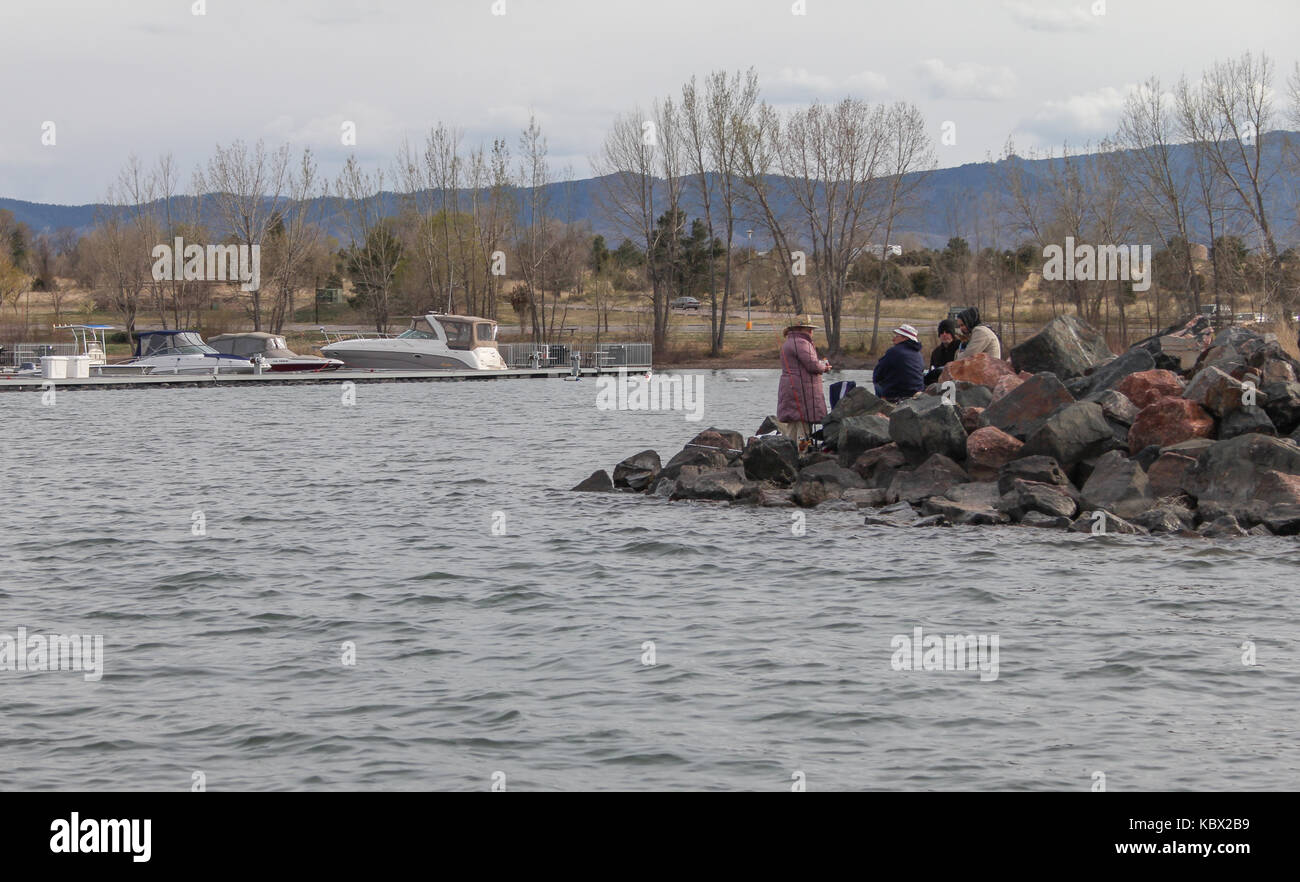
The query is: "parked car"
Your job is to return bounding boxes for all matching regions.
[671,296,701,311]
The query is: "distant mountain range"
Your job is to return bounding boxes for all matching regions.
[5,134,1298,252]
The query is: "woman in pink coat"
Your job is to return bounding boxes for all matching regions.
[777,315,830,445]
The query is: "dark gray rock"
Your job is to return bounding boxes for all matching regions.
[1261,381,1300,435]
[1186,434,1300,505]
[792,461,866,507]
[1080,450,1153,520]
[757,487,796,507]
[672,468,750,501]
[851,443,910,490]
[842,488,889,508]
[1020,510,1073,529]
[887,454,970,505]
[1132,503,1195,533]
[996,479,1079,521]
[1080,346,1156,397]
[1198,514,1248,538]
[1260,503,1300,536]
[1010,315,1114,380]
[981,372,1075,440]
[741,435,800,486]
[613,449,662,491]
[1069,510,1147,535]
[1219,405,1277,440]
[835,414,893,467]
[889,394,968,465]
[1087,388,1140,426]
[1021,401,1116,467]
[572,469,614,492]
[660,447,729,482]
[997,455,1072,495]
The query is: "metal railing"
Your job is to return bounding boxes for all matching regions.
[2,343,77,367]
[497,341,653,369]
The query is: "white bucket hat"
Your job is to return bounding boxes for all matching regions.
[892,324,919,344]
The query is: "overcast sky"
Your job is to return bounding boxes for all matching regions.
[2,0,1297,205]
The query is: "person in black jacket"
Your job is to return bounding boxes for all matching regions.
[924,319,961,385]
[872,324,925,402]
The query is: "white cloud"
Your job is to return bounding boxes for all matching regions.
[917,59,1017,101]
[1004,0,1102,32]
[764,68,889,102]
[1025,84,1138,142]
[845,70,890,96]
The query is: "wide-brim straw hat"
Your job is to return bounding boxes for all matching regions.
[785,315,817,332]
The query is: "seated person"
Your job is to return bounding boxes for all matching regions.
[872,324,925,403]
[924,319,961,385]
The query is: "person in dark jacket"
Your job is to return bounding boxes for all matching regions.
[924,319,961,385]
[872,324,925,402]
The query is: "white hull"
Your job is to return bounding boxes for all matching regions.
[322,341,506,371]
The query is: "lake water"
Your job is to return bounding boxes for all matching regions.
[2,370,1298,791]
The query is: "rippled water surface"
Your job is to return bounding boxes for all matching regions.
[2,370,1298,791]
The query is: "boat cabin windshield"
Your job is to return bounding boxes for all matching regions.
[398,318,439,340]
[140,332,216,357]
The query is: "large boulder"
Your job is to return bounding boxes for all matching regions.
[792,460,867,507]
[1134,314,1215,371]
[965,426,1024,481]
[1078,346,1156,397]
[835,414,893,468]
[1079,450,1153,520]
[996,479,1079,521]
[851,443,910,489]
[613,450,662,491]
[887,454,970,505]
[672,468,752,502]
[1087,388,1140,426]
[1116,369,1186,410]
[821,386,893,451]
[1186,434,1300,506]
[923,482,1010,525]
[660,446,729,482]
[1132,502,1196,534]
[981,372,1075,440]
[889,395,968,465]
[1010,315,1114,380]
[1182,366,1247,419]
[572,469,614,492]
[1021,401,1115,467]
[938,353,1017,389]
[1261,381,1300,435]
[990,374,1025,403]
[997,455,1073,494]
[1219,406,1277,440]
[688,428,744,453]
[1146,450,1199,499]
[741,435,800,486]
[1127,398,1215,452]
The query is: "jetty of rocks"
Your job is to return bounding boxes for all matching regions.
[574,315,1300,537]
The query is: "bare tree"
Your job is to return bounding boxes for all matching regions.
[335,156,402,332]
[265,149,327,333]
[866,102,935,353]
[196,139,291,329]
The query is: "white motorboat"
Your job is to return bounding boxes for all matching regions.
[55,324,155,376]
[320,314,508,371]
[207,332,343,372]
[129,330,256,374]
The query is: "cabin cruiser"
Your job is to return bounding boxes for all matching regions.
[207,332,343,372]
[320,314,507,371]
[55,324,155,376]
[129,330,256,374]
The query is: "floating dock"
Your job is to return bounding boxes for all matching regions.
[0,365,642,392]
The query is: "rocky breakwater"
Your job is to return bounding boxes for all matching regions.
[574,315,1300,538]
